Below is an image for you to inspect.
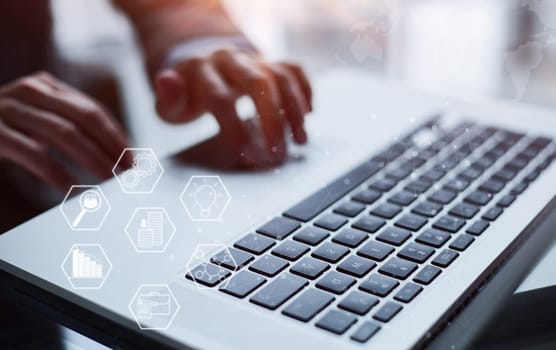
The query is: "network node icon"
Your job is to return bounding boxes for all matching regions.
[60,185,111,231]
[180,176,231,222]
[61,244,112,290]
[124,207,176,253]
[129,284,180,330]
[113,148,164,194]
[185,244,237,290]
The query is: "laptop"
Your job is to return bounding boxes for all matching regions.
[1,70,556,349]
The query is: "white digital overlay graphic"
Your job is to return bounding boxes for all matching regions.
[60,185,111,231]
[129,284,180,330]
[113,148,164,194]
[180,176,231,222]
[185,244,236,290]
[61,244,112,290]
[124,207,176,253]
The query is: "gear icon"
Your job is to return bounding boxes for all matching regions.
[121,169,141,189]
[132,152,156,177]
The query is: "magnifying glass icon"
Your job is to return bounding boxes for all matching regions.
[72,190,102,228]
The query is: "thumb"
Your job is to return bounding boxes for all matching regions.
[155,70,186,123]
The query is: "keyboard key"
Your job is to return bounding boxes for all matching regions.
[395,214,428,231]
[334,201,365,217]
[479,179,505,193]
[290,257,329,279]
[250,273,307,310]
[466,220,490,236]
[373,301,403,322]
[394,283,423,303]
[350,322,381,343]
[459,167,482,180]
[272,240,310,261]
[316,309,357,335]
[493,168,516,182]
[465,190,493,206]
[428,189,457,205]
[339,291,379,315]
[211,247,254,271]
[405,179,432,194]
[413,265,441,285]
[482,206,503,221]
[376,227,411,246]
[389,191,419,206]
[431,249,459,267]
[314,213,348,231]
[337,255,376,277]
[449,234,475,251]
[257,217,301,240]
[316,271,356,294]
[186,263,231,287]
[358,241,394,262]
[397,242,435,263]
[352,189,381,205]
[352,216,386,233]
[293,226,329,246]
[416,229,450,248]
[370,177,397,192]
[219,270,266,298]
[412,201,443,218]
[234,233,275,255]
[249,255,289,277]
[282,288,334,322]
[379,257,417,280]
[471,157,494,171]
[511,181,528,195]
[433,215,465,233]
[506,157,528,171]
[387,167,412,180]
[332,228,368,248]
[312,242,349,263]
[371,203,402,219]
[359,273,399,297]
[421,168,446,182]
[449,203,479,219]
[497,194,516,208]
[444,178,470,192]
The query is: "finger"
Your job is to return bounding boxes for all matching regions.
[281,63,313,112]
[155,70,189,123]
[1,98,115,179]
[0,124,75,192]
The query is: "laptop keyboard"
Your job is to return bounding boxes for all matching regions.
[185,118,555,343]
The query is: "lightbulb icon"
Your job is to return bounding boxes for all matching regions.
[194,184,217,218]
[180,176,231,222]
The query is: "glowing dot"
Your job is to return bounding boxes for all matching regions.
[271,146,277,153]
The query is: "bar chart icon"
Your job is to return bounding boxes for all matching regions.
[62,244,112,289]
[72,248,103,279]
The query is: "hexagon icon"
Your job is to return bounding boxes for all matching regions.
[180,176,231,222]
[124,207,176,253]
[129,284,180,330]
[61,244,112,290]
[113,148,164,194]
[60,185,111,231]
[185,244,236,290]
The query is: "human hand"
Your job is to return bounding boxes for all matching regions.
[0,72,132,191]
[154,49,312,167]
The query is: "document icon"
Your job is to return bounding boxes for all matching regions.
[136,292,171,319]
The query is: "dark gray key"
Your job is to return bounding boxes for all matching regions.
[394,282,423,303]
[256,217,301,240]
[493,168,516,182]
[395,214,428,231]
[337,255,376,277]
[459,167,482,180]
[371,203,402,219]
[449,203,479,219]
[249,255,289,277]
[449,234,475,251]
[482,206,503,221]
[464,190,493,206]
[293,226,329,246]
[506,157,528,171]
[480,179,505,193]
[472,157,494,170]
[376,227,411,246]
[433,215,465,233]
[352,189,381,205]
[422,168,446,182]
[282,288,334,322]
[339,291,379,315]
[416,229,450,248]
[370,177,397,192]
[379,257,417,280]
[497,194,516,208]
[234,233,275,255]
[413,265,441,285]
[211,247,254,271]
[351,322,381,343]
[358,240,394,261]
[316,309,357,335]
[405,179,432,194]
[511,181,528,195]
[219,270,266,298]
[387,167,412,180]
[272,240,309,261]
[312,242,349,263]
[466,220,489,236]
[332,228,368,248]
[352,216,386,233]
[359,273,399,297]
[314,213,348,231]
[290,257,329,279]
[444,178,470,192]
[373,301,402,322]
[412,201,443,218]
[397,242,434,263]
[334,201,365,217]
[389,191,419,206]
[316,271,356,294]
[431,249,459,267]
[186,263,231,287]
[250,273,307,310]
[428,189,457,205]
